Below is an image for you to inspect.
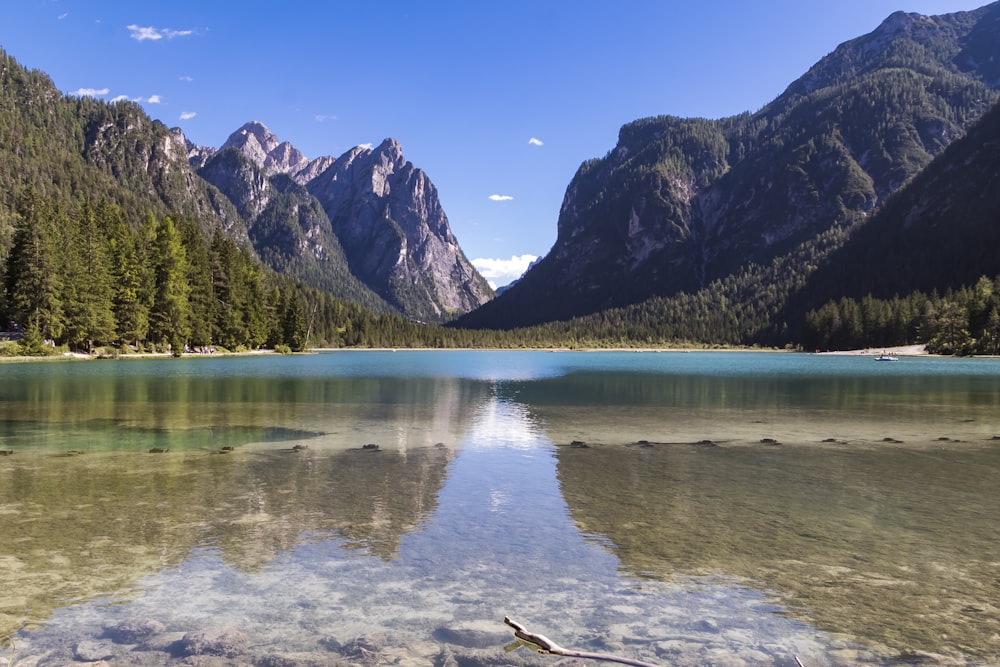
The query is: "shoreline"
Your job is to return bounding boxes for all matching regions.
[0,342,939,363]
[812,344,928,356]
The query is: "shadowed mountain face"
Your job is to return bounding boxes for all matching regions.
[457,3,1000,330]
[783,97,1000,313]
[196,124,493,322]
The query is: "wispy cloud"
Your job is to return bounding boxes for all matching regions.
[71,87,110,97]
[528,137,544,146]
[357,143,374,151]
[179,75,194,82]
[180,111,197,120]
[109,94,163,104]
[472,254,539,289]
[127,24,194,41]
[58,13,68,20]
[314,114,337,122]
[488,194,514,202]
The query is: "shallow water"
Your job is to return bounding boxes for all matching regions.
[0,351,998,665]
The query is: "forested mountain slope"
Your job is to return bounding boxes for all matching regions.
[456,2,1000,330]
[0,50,490,325]
[0,48,247,263]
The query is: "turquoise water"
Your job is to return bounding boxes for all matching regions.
[1,351,999,665]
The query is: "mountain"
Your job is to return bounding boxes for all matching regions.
[0,49,490,325]
[196,122,492,322]
[456,2,1000,330]
[194,137,390,313]
[0,48,247,249]
[306,138,493,322]
[787,96,1000,312]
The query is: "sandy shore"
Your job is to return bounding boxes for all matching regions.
[814,344,928,356]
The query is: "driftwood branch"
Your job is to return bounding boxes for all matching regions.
[504,617,661,667]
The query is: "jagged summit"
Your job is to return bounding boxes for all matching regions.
[195,124,492,322]
[220,121,313,181]
[222,120,279,155]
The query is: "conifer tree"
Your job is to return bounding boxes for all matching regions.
[280,290,307,352]
[177,215,215,348]
[4,190,65,341]
[149,215,191,353]
[61,201,116,351]
[103,201,151,348]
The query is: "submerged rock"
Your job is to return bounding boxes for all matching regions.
[73,639,118,662]
[180,627,248,657]
[104,618,164,644]
[432,620,509,649]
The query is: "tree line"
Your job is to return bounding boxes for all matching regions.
[0,191,560,355]
[2,191,311,355]
[4,190,999,357]
[800,276,1000,355]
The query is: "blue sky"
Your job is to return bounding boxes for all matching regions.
[0,1,990,287]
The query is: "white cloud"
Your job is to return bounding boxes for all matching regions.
[488,194,514,202]
[180,111,197,120]
[110,94,129,102]
[127,24,194,41]
[146,94,162,104]
[71,87,110,97]
[58,13,68,20]
[472,254,539,289]
[179,75,193,82]
[357,142,374,150]
[314,114,337,122]
[528,137,544,146]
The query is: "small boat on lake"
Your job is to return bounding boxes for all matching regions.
[874,351,899,361]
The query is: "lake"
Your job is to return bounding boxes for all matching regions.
[1,350,999,666]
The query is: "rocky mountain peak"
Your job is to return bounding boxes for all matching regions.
[374,137,404,161]
[265,141,307,174]
[218,121,315,178]
[223,121,279,155]
[197,123,491,322]
[875,11,922,36]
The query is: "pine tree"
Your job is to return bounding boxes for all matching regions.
[177,216,215,348]
[103,202,151,348]
[280,291,307,352]
[4,190,65,341]
[61,201,117,351]
[148,215,191,353]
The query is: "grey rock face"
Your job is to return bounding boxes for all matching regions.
[198,123,492,321]
[308,138,492,320]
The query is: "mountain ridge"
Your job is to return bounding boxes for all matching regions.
[455,1,1000,331]
[192,121,493,322]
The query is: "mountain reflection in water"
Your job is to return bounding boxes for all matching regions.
[1,351,998,665]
